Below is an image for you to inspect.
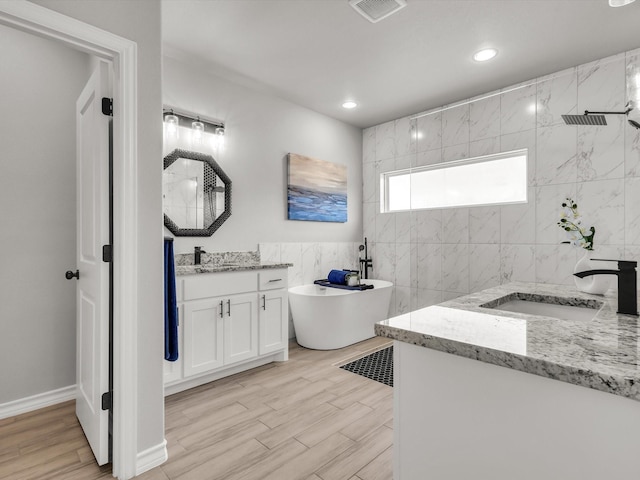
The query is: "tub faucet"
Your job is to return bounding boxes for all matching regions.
[194,246,206,265]
[359,257,373,280]
[359,237,373,280]
[574,259,638,316]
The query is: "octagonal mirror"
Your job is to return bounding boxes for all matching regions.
[163,149,232,236]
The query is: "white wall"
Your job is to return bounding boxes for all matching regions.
[363,48,640,317]
[32,0,165,457]
[0,24,91,403]
[162,54,363,256]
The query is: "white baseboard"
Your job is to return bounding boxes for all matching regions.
[136,439,168,476]
[0,385,76,420]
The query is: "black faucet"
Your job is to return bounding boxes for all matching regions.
[574,259,638,316]
[194,246,206,265]
[359,237,373,280]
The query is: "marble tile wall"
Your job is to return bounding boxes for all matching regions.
[259,242,361,337]
[364,48,640,317]
[259,242,361,287]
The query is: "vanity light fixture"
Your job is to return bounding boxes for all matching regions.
[473,48,498,62]
[609,0,636,6]
[162,107,225,146]
[342,101,358,109]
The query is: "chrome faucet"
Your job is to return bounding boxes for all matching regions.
[194,246,206,265]
[359,237,373,280]
[574,259,638,316]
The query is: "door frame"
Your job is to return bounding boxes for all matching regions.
[0,1,139,478]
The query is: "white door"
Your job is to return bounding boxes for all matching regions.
[74,62,110,466]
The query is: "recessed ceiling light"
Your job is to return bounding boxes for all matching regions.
[473,48,498,62]
[609,0,636,6]
[342,101,358,109]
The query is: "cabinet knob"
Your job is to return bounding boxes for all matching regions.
[227,299,231,317]
[219,300,224,318]
[262,294,266,310]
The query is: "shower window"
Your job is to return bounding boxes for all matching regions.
[381,149,528,212]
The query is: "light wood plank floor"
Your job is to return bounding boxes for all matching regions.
[0,337,393,480]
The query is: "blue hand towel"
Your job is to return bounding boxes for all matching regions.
[328,269,349,285]
[164,238,179,361]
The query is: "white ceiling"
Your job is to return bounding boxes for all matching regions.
[162,0,640,129]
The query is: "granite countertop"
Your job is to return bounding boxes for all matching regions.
[375,282,640,402]
[173,249,291,276]
[175,261,292,276]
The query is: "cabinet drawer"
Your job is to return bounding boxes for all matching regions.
[184,271,258,301]
[259,269,288,291]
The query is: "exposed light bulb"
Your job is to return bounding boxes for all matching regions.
[164,112,179,138]
[473,48,498,62]
[192,118,204,144]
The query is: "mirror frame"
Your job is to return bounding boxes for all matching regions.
[163,148,232,237]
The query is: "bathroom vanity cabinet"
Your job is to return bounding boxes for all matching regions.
[376,282,640,480]
[164,268,288,395]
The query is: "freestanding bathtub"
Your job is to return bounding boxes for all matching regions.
[288,279,393,350]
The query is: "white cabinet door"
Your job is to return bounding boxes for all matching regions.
[259,290,288,355]
[183,299,224,377]
[164,305,183,384]
[224,293,258,365]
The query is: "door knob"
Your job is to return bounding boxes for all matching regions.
[65,270,80,280]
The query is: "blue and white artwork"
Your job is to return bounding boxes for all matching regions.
[287,153,347,223]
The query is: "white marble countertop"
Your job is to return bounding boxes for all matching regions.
[375,282,640,402]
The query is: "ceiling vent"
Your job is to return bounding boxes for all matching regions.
[349,0,407,23]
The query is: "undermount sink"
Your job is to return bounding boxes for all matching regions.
[480,293,603,322]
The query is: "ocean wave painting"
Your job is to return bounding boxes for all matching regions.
[287,153,347,223]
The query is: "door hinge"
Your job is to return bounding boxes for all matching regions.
[101,391,112,411]
[102,244,112,263]
[101,97,113,117]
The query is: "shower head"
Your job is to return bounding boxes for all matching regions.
[629,119,640,130]
[561,113,607,126]
[562,106,633,126]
